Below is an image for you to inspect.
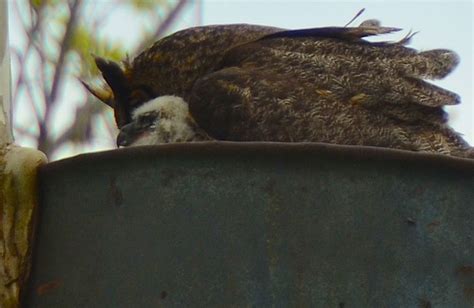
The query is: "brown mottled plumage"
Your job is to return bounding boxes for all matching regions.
[86,22,473,158]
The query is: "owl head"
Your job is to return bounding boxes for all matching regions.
[116,95,210,147]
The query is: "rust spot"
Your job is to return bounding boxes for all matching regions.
[108,176,123,207]
[464,287,474,299]
[426,220,441,232]
[36,279,62,295]
[160,291,168,299]
[456,265,474,300]
[418,298,431,308]
[406,217,416,225]
[456,265,474,276]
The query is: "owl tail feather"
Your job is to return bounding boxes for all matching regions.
[258,25,401,41]
[451,147,474,159]
[402,49,460,80]
[443,128,474,159]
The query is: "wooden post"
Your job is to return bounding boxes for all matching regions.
[0,2,47,307]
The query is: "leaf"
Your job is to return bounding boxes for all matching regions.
[127,0,167,11]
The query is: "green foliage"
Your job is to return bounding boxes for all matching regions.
[71,25,125,77]
[30,0,61,10]
[30,0,42,9]
[127,0,167,11]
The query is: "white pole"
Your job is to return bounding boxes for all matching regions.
[0,0,12,145]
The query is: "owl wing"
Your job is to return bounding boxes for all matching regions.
[190,25,461,125]
[189,66,300,141]
[188,27,470,154]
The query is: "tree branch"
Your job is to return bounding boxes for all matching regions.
[11,0,43,104]
[48,0,82,105]
[38,0,82,154]
[136,0,189,52]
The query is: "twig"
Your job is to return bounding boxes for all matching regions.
[13,126,36,140]
[344,8,365,27]
[136,0,189,52]
[11,0,43,104]
[154,0,189,38]
[20,77,43,128]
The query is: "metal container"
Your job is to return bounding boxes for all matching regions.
[24,142,474,307]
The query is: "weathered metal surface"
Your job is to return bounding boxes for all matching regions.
[24,142,474,307]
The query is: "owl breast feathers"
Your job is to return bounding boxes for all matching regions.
[85,22,473,158]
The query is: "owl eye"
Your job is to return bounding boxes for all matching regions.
[137,113,158,128]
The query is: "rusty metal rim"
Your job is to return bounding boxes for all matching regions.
[42,142,474,172]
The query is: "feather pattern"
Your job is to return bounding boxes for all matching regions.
[89,23,473,158]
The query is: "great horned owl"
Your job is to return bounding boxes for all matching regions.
[85,21,473,158]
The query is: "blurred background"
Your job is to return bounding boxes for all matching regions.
[8,0,473,160]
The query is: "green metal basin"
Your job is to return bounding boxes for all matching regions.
[25,142,474,307]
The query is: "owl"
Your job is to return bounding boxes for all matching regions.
[85,21,473,158]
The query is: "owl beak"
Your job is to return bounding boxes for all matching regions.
[116,121,139,147]
[116,131,130,147]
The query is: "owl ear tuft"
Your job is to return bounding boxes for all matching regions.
[81,80,115,108]
[94,56,130,101]
[94,56,132,128]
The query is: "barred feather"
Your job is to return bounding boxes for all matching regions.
[88,23,472,158]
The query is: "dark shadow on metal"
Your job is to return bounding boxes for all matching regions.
[24,142,474,307]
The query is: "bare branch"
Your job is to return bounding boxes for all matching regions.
[11,0,43,104]
[23,80,44,125]
[51,100,104,149]
[38,0,83,154]
[154,0,189,38]
[48,0,83,105]
[136,0,189,51]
